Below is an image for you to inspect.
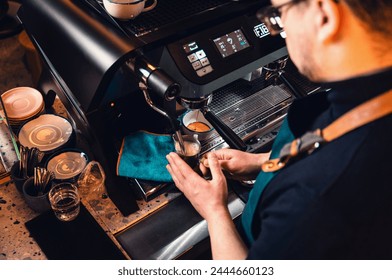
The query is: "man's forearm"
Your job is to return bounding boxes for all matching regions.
[207,210,248,260]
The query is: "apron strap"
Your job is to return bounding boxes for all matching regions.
[262,89,392,172]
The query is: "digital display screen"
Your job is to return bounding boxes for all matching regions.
[213,29,250,58]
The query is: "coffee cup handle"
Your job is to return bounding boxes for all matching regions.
[142,0,157,12]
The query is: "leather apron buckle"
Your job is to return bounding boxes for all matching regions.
[262,130,325,172]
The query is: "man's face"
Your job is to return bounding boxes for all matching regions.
[272,0,322,81]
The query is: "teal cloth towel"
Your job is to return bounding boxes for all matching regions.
[117,131,175,182]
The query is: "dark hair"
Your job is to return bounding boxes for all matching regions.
[344,0,392,37]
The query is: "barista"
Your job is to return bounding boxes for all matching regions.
[166,0,392,259]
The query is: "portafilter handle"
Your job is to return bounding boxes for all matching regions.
[202,108,248,151]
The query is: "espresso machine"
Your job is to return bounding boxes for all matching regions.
[17,0,320,259]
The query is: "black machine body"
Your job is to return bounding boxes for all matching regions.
[17,0,320,209]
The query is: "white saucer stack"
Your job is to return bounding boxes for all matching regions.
[1,87,45,128]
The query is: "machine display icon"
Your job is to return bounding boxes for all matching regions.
[253,23,270,39]
[183,41,199,53]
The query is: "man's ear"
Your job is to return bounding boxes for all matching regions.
[316,0,341,43]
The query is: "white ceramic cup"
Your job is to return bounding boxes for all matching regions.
[103,0,157,20]
[181,110,214,141]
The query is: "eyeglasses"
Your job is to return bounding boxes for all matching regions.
[256,0,307,37]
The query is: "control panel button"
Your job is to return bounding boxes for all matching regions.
[204,65,213,73]
[200,57,210,67]
[196,65,214,77]
[187,53,198,63]
[196,50,206,59]
[192,60,202,70]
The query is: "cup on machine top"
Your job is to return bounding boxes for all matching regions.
[103,0,157,20]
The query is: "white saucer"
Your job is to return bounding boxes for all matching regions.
[47,151,88,180]
[18,114,73,152]
[1,87,44,120]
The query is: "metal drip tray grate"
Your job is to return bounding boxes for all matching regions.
[209,76,270,113]
[214,85,292,131]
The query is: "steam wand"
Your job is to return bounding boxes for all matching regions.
[138,82,186,154]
